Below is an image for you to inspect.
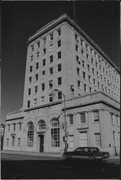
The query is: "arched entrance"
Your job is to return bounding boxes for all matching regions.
[37,120,46,152]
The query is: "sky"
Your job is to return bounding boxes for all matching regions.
[1,1,120,123]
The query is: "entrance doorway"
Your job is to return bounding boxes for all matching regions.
[39,134,44,152]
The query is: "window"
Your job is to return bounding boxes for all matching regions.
[42,83,45,91]
[68,135,74,148]
[8,124,10,131]
[42,70,45,76]
[111,114,116,125]
[37,51,39,58]
[87,64,90,72]
[42,59,46,66]
[43,48,46,55]
[92,68,94,74]
[43,37,46,45]
[50,55,53,63]
[68,114,73,125]
[12,136,15,146]
[95,133,101,147]
[93,79,95,85]
[58,40,61,47]
[49,33,53,40]
[84,84,86,92]
[91,58,93,64]
[41,96,45,103]
[50,67,53,75]
[70,85,74,93]
[18,138,20,147]
[7,138,9,146]
[38,120,46,130]
[88,75,91,83]
[29,76,32,83]
[76,56,80,64]
[58,91,62,100]
[83,71,85,79]
[116,116,120,126]
[51,119,60,147]
[30,55,33,61]
[49,94,53,102]
[82,60,85,67]
[77,67,80,76]
[58,64,61,72]
[78,80,81,87]
[30,66,33,72]
[35,86,38,93]
[35,74,38,81]
[57,28,61,36]
[19,123,21,131]
[49,80,53,89]
[58,51,61,59]
[28,88,31,95]
[31,44,34,51]
[13,123,16,131]
[34,98,37,106]
[93,111,99,122]
[37,41,40,48]
[36,62,39,69]
[27,101,30,108]
[27,122,34,147]
[80,112,86,123]
[58,77,62,85]
[75,44,79,52]
[89,87,92,92]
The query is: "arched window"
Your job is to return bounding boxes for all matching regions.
[38,120,46,130]
[27,122,34,147]
[51,118,60,147]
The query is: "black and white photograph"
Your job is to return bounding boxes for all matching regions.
[1,1,120,179]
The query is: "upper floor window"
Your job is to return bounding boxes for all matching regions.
[58,51,61,59]
[49,94,53,102]
[82,60,85,67]
[34,98,37,106]
[50,67,53,75]
[28,88,31,95]
[43,36,46,45]
[58,63,61,72]
[49,80,53,89]
[29,76,32,83]
[43,48,46,55]
[35,74,38,81]
[77,67,80,76]
[58,77,62,85]
[84,84,86,92]
[37,41,40,48]
[36,51,39,58]
[13,123,16,131]
[58,91,62,100]
[42,59,46,66]
[42,83,45,91]
[36,62,39,69]
[57,40,61,47]
[83,71,85,79]
[75,44,79,52]
[30,65,33,72]
[93,111,99,122]
[49,33,53,41]
[35,86,38,93]
[68,114,73,125]
[50,55,53,63]
[8,124,10,131]
[19,123,22,131]
[31,44,34,51]
[27,100,30,108]
[80,112,86,123]
[78,80,81,87]
[42,70,45,76]
[57,28,61,36]
[30,55,33,61]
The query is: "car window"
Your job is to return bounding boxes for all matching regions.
[83,147,89,152]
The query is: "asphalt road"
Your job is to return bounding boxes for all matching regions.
[1,153,120,179]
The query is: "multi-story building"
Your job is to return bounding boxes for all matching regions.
[3,14,120,155]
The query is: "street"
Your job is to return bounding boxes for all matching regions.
[1,153,120,179]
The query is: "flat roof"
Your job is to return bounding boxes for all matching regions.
[27,14,119,73]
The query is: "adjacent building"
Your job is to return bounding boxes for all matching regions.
[3,14,120,155]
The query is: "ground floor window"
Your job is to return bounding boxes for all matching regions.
[6,138,9,146]
[18,138,20,147]
[68,135,74,148]
[51,119,60,147]
[27,122,34,147]
[79,131,88,147]
[12,136,15,146]
[95,133,101,146]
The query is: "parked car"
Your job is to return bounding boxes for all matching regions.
[63,147,110,161]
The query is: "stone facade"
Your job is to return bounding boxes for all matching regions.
[3,14,120,155]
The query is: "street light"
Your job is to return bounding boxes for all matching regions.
[53,89,68,153]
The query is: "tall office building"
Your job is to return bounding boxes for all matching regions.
[3,15,120,155]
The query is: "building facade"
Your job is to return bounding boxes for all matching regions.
[3,14,120,155]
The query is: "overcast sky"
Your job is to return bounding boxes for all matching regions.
[2,1,120,123]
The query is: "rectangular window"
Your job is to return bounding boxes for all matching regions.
[80,112,86,123]
[29,76,32,83]
[82,60,85,67]
[58,51,61,59]
[58,91,62,100]
[36,62,39,69]
[75,44,79,52]
[27,101,30,108]
[43,37,46,45]
[77,67,80,76]
[111,114,116,125]
[42,59,46,66]
[43,48,46,55]
[88,75,91,83]
[68,114,73,125]
[30,66,33,72]
[35,86,38,93]
[58,64,61,72]
[41,96,45,103]
[42,70,45,76]
[58,40,61,47]
[28,88,31,95]
[89,87,92,92]
[50,55,53,63]
[13,123,16,131]
[8,124,10,131]
[31,44,34,51]
[30,55,33,61]
[18,138,20,147]
[83,71,85,79]
[42,83,45,91]
[68,135,74,148]
[34,98,37,106]
[37,41,40,48]
[84,84,86,92]
[37,51,39,58]
[12,136,15,146]
[95,133,101,147]
[7,138,9,146]
[57,28,61,36]
[51,128,60,147]
[58,77,62,85]
[76,55,80,64]
[93,111,99,122]
[50,67,53,75]
[35,74,38,81]
[78,80,81,87]
[49,33,53,40]
[49,94,53,102]
[49,80,53,89]
[19,123,21,131]
[87,64,90,72]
